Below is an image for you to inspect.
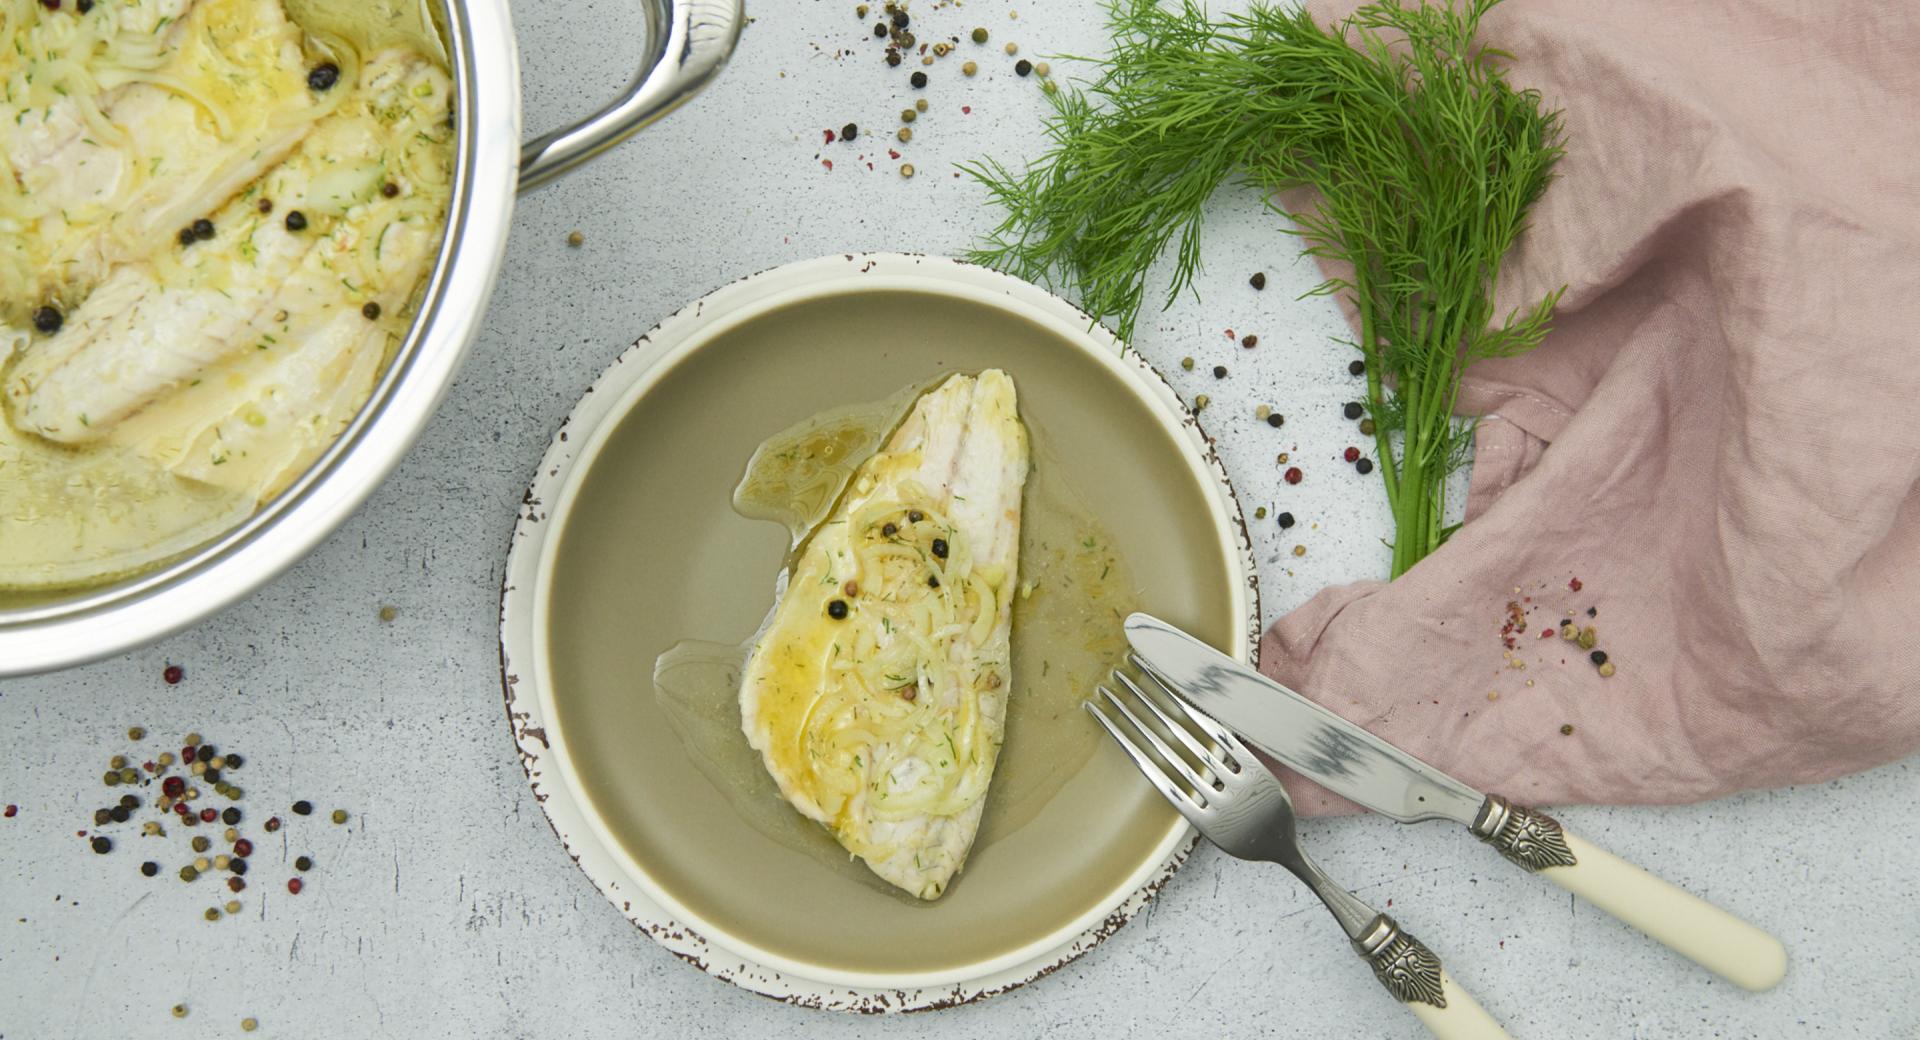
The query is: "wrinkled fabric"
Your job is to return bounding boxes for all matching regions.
[1271,0,1920,815]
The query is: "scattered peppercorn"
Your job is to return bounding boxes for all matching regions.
[1284,467,1303,485]
[826,599,849,620]
[1577,626,1597,650]
[1349,359,1366,376]
[192,218,214,241]
[307,62,340,90]
[910,71,927,88]
[931,538,949,558]
[900,163,916,178]
[178,226,197,246]
[1180,356,1194,370]
[90,836,111,854]
[284,210,307,232]
[1344,446,1361,463]
[1342,401,1364,420]
[1560,724,1575,736]
[221,807,240,825]
[1015,58,1032,76]
[331,809,348,825]
[32,306,63,334]
[1192,394,1210,411]
[886,49,902,65]
[141,861,159,877]
[192,836,211,853]
[897,127,913,143]
[287,877,303,894]
[1277,512,1296,529]
[927,575,939,588]
[1358,418,1376,436]
[361,302,381,320]
[242,1019,258,1033]
[264,816,281,832]
[257,198,273,214]
[1586,606,1598,617]
[908,510,924,523]
[295,855,313,872]
[230,858,248,875]
[228,876,246,893]
[1356,458,1374,475]
[172,1005,188,1019]
[972,26,988,42]
[962,60,978,76]
[95,808,112,826]
[1249,271,1267,290]
[1035,62,1051,76]
[1004,41,1018,55]
[1267,413,1285,428]
[1598,661,1617,678]
[1211,365,1227,379]
[204,907,221,921]
[381,181,401,199]
[1241,334,1258,348]
[841,122,859,142]
[874,22,887,37]
[234,839,253,857]
[179,865,198,882]
[1589,650,1608,666]
[292,800,312,816]
[1293,544,1307,557]
[890,8,909,27]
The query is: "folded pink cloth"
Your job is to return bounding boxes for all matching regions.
[1271,0,1920,815]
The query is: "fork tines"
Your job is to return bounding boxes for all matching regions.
[1085,661,1242,815]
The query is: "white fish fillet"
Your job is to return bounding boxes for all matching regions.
[6,51,449,468]
[0,0,318,316]
[740,371,1029,899]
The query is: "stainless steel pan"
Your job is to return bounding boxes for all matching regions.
[0,0,742,676]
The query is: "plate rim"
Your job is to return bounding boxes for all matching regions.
[499,252,1260,1011]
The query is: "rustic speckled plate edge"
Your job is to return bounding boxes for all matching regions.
[498,253,1261,1012]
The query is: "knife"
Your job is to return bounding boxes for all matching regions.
[1125,612,1788,993]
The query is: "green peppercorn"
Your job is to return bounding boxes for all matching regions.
[204,907,221,921]
[172,1004,188,1019]
[127,726,145,740]
[331,809,348,825]
[179,865,199,882]
[192,836,211,853]
[104,771,120,787]
[971,26,988,43]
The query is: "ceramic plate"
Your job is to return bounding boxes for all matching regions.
[499,254,1259,1010]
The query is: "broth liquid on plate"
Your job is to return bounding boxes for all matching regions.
[653,380,1143,899]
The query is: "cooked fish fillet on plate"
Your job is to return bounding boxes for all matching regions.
[739,371,1030,899]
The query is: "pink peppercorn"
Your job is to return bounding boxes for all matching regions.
[181,745,196,764]
[234,838,253,857]
[199,808,217,822]
[163,664,183,684]
[1343,446,1360,463]
[163,776,185,797]
[1284,467,1303,485]
[264,816,281,833]
[1569,577,1583,591]
[287,877,303,894]
[3,805,15,818]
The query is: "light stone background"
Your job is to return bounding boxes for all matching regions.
[3,1,1917,1037]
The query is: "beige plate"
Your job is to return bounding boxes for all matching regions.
[499,254,1260,1011]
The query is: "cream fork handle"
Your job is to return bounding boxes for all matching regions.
[1407,972,1508,1040]
[1353,915,1511,1040]
[1542,829,1787,992]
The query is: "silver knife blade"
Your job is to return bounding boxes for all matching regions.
[1124,612,1486,826]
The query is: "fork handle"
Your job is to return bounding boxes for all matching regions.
[1355,915,1512,1040]
[1472,798,1787,991]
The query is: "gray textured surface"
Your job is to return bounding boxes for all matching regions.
[3,1,1917,1037]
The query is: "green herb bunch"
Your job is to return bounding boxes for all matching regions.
[965,0,1565,576]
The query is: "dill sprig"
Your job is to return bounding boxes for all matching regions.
[965,0,1565,576]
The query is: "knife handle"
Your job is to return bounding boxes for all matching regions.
[1474,798,1787,991]
[1355,916,1511,1040]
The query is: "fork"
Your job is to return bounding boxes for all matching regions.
[1088,660,1511,1040]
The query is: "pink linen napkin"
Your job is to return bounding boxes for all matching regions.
[1270,0,1920,815]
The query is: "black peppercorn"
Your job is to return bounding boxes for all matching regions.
[284,210,307,232]
[891,8,908,27]
[1590,650,1608,666]
[94,808,112,826]
[229,858,247,875]
[931,538,948,558]
[1015,59,1032,77]
[886,50,902,66]
[1276,512,1296,529]
[1342,401,1364,420]
[1241,334,1258,348]
[841,122,859,141]
[295,856,313,872]
[196,744,213,762]
[178,226,198,246]
[203,769,220,785]
[257,198,273,214]
[1348,359,1366,376]
[927,575,940,588]
[224,753,243,769]
[221,807,240,826]
[292,800,313,816]
[32,305,63,334]
[1212,365,1227,379]
[109,805,131,823]
[90,836,111,854]
[381,182,400,198]
[192,218,214,241]
[910,71,927,88]
[881,522,898,537]
[1249,271,1266,290]
[873,22,887,36]
[361,302,381,320]
[78,0,94,11]
[1266,413,1284,428]
[307,62,340,91]
[1355,457,1374,475]
[826,599,849,620]
[119,794,139,810]
[907,510,924,523]
[141,861,159,877]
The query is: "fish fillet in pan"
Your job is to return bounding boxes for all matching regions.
[740,371,1030,899]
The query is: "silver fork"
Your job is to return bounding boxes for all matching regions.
[1088,659,1510,1040]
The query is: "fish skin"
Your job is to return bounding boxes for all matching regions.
[740,371,1029,899]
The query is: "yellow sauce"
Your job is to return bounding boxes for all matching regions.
[654,379,1144,898]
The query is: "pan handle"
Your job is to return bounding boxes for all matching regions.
[517,0,742,192]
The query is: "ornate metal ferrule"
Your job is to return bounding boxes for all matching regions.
[1471,795,1578,871]
[1354,915,1447,1008]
